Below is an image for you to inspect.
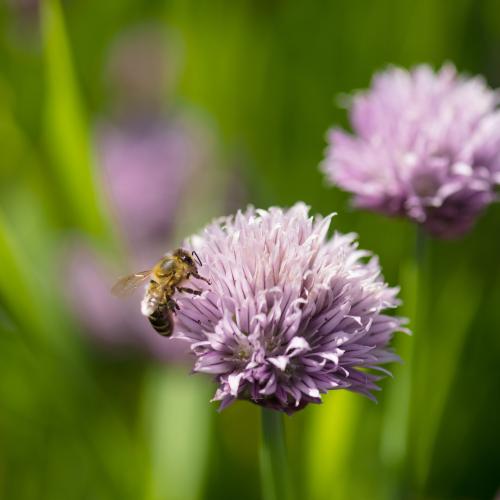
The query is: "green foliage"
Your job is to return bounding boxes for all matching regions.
[41,0,111,242]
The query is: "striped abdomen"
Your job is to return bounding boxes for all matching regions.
[148,304,173,336]
[141,281,174,336]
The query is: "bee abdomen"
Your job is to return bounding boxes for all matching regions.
[148,306,173,337]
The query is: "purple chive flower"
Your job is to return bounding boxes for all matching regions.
[96,119,198,249]
[322,64,500,238]
[173,203,406,414]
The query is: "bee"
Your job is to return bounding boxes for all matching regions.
[111,248,210,336]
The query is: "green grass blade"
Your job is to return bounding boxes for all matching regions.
[0,209,48,337]
[41,0,110,241]
[305,392,362,500]
[142,366,212,500]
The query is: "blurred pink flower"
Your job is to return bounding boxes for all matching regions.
[97,119,197,251]
[322,64,500,238]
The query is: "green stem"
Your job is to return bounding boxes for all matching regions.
[379,225,426,499]
[415,225,427,266]
[260,409,292,500]
[409,226,430,489]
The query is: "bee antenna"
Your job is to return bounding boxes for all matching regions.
[192,250,202,266]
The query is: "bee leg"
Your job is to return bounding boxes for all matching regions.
[177,286,202,296]
[191,272,211,285]
[167,298,180,314]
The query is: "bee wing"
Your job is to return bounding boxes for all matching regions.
[111,270,152,297]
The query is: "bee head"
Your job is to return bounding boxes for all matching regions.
[174,248,201,270]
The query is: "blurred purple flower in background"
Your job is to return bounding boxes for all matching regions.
[173,203,406,413]
[322,64,500,238]
[97,119,198,252]
[65,26,215,360]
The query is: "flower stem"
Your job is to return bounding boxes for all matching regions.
[379,225,425,497]
[415,224,427,267]
[409,226,430,489]
[260,409,292,500]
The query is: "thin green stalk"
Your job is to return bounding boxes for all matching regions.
[379,225,425,500]
[42,0,113,244]
[142,367,211,500]
[306,392,361,500]
[260,409,292,500]
[407,225,433,493]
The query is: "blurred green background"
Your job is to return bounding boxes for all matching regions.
[0,0,499,499]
